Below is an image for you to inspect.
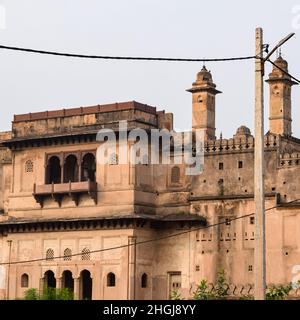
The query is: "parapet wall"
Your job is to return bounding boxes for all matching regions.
[11,101,165,139]
[204,134,278,154]
[279,152,300,167]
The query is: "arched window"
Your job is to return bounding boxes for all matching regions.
[25,160,33,173]
[21,273,29,288]
[64,155,79,183]
[81,153,96,182]
[171,166,180,183]
[46,248,54,261]
[141,273,148,288]
[63,248,72,261]
[46,156,61,184]
[107,272,116,287]
[81,248,90,261]
[109,153,118,165]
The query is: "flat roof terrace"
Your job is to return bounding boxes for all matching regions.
[13,101,162,123]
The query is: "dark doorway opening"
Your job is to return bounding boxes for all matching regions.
[44,270,56,289]
[80,270,92,300]
[64,155,79,182]
[81,153,96,182]
[62,270,74,293]
[47,156,61,184]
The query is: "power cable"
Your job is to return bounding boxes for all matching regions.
[0,45,256,62]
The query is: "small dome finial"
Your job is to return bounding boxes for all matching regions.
[273,53,288,73]
[196,65,212,83]
[235,126,251,137]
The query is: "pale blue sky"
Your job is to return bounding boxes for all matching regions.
[0,0,299,137]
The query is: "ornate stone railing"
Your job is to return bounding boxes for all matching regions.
[203,134,278,154]
[191,283,300,299]
[279,152,300,167]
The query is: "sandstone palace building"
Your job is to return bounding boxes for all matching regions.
[0,56,300,300]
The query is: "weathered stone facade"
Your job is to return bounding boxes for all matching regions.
[0,56,300,300]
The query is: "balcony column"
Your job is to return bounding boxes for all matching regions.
[44,162,49,184]
[60,152,64,183]
[78,152,82,182]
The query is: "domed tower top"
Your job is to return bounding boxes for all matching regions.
[274,55,288,69]
[188,66,221,93]
[196,66,213,83]
[267,54,296,83]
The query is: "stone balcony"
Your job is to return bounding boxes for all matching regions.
[33,180,97,207]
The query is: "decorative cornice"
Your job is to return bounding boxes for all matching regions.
[0,213,206,235]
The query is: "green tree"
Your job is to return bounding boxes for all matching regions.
[266,284,292,300]
[170,290,182,300]
[193,270,229,300]
[24,287,74,300]
[193,280,213,300]
[24,288,39,300]
[214,269,229,299]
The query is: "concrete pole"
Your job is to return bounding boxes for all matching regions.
[254,27,266,300]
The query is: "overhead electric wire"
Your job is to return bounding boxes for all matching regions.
[0,45,257,62]
[0,198,299,266]
[267,58,300,84]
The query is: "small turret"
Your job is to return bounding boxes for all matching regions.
[266,55,298,136]
[187,66,222,140]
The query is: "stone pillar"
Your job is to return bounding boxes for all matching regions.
[127,236,137,300]
[74,278,80,300]
[78,152,82,182]
[39,278,44,296]
[60,152,64,183]
[56,277,62,289]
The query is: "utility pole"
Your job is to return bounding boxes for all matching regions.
[254,27,266,300]
[254,28,295,300]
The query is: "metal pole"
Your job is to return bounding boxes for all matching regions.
[254,27,266,300]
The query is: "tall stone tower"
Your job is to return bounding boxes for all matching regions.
[187,66,221,140]
[266,55,298,136]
